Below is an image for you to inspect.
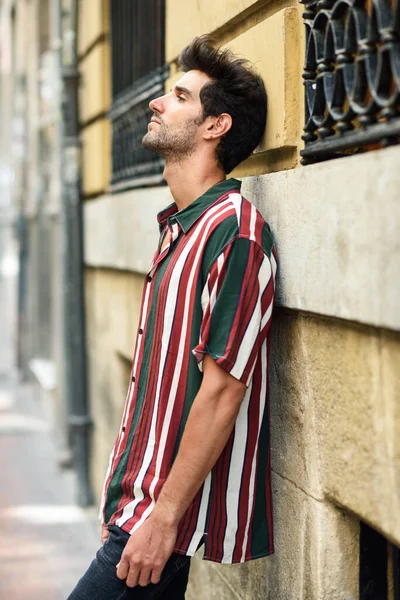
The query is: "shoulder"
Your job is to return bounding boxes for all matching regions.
[236,196,274,257]
[202,193,275,274]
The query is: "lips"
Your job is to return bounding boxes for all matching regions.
[150,117,161,124]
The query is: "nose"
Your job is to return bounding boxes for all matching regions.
[149,95,165,114]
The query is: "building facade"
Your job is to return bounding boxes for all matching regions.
[1,0,399,598]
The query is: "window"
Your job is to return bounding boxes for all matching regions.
[109,0,168,191]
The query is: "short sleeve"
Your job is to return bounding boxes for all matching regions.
[192,237,276,386]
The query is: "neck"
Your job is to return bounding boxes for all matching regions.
[163,154,226,212]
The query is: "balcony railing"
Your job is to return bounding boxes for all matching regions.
[300,0,400,164]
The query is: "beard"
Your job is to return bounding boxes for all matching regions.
[142,116,202,163]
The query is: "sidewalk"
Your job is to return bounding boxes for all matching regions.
[0,226,99,600]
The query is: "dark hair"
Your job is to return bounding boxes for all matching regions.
[178,35,267,173]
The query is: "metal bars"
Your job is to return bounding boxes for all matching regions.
[111,0,165,99]
[300,0,400,163]
[109,0,166,190]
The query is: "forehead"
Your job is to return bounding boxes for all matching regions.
[175,70,212,100]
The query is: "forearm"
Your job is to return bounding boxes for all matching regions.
[152,380,243,526]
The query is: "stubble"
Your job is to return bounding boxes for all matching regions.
[142,117,202,163]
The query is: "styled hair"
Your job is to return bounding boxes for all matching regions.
[178,35,267,173]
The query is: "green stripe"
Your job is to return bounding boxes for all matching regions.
[261,222,274,256]
[205,237,252,360]
[201,213,239,276]
[250,408,272,556]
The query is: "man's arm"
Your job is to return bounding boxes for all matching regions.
[116,354,247,588]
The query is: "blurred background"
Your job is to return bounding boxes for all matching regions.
[0,0,399,599]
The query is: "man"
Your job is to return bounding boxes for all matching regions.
[68,35,277,599]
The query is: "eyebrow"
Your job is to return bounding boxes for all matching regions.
[173,85,194,99]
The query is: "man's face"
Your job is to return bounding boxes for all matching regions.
[142,70,211,161]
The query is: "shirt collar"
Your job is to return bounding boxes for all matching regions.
[157,178,242,234]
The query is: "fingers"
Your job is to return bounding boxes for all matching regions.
[125,566,140,588]
[116,558,129,581]
[116,552,166,588]
[102,531,110,545]
[150,568,162,585]
[137,568,151,587]
[116,560,157,588]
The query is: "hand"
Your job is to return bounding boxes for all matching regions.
[116,512,178,588]
[101,524,110,545]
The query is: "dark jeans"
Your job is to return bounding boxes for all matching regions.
[67,526,191,600]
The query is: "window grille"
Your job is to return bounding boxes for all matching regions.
[109,0,168,191]
[300,0,400,164]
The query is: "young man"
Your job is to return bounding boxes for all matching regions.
[68,35,277,599]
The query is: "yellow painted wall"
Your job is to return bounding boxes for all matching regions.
[79,0,111,196]
[166,0,298,61]
[81,119,111,195]
[78,0,109,56]
[79,40,111,124]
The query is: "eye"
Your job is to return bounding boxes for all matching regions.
[177,95,186,102]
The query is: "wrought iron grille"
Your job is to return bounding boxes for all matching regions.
[109,0,168,191]
[301,0,400,164]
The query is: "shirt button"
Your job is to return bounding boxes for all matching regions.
[131,376,135,383]
[139,328,143,335]
[122,426,126,432]
[147,276,152,283]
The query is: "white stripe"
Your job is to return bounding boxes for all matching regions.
[211,253,225,311]
[221,380,253,563]
[261,300,273,331]
[270,251,277,278]
[229,192,242,226]
[186,473,212,555]
[260,256,274,330]
[229,255,270,382]
[241,341,267,561]
[117,200,234,529]
[200,273,211,313]
[249,204,257,241]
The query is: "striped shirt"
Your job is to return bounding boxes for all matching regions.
[100,178,277,564]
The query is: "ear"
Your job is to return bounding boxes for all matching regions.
[203,113,232,140]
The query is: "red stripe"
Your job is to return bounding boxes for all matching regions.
[232,376,261,561]
[206,432,235,561]
[220,243,264,373]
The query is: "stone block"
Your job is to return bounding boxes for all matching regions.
[186,473,359,600]
[241,145,400,331]
[83,187,173,273]
[269,311,400,545]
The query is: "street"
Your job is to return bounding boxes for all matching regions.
[0,225,99,600]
